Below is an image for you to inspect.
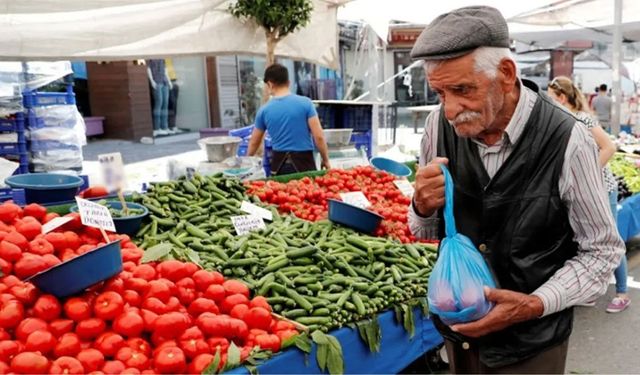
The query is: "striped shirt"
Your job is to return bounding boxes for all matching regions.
[409,82,625,317]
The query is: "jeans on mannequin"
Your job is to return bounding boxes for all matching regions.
[153,83,170,131]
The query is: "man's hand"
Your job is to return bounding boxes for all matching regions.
[450,287,544,338]
[321,159,331,170]
[413,157,448,216]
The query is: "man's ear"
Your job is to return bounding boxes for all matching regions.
[497,59,518,93]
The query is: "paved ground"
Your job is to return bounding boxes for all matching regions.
[82,138,200,164]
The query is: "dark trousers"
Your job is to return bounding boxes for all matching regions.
[444,339,569,374]
[271,150,316,176]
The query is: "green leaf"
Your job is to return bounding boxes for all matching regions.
[247,365,259,375]
[402,305,415,338]
[316,341,329,371]
[185,248,201,265]
[311,330,330,345]
[419,297,429,316]
[295,333,312,354]
[227,342,242,367]
[325,335,344,375]
[141,243,172,263]
[282,334,298,349]
[203,348,221,375]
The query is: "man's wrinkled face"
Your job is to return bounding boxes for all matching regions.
[427,54,505,138]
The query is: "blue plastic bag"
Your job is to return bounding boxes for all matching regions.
[427,165,496,325]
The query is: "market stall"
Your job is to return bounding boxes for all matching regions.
[0,155,443,375]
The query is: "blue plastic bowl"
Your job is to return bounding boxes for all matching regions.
[27,241,123,298]
[4,173,83,204]
[70,201,149,236]
[328,199,383,234]
[370,157,412,177]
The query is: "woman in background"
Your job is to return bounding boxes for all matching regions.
[548,76,630,313]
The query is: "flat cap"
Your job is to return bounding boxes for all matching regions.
[410,6,509,61]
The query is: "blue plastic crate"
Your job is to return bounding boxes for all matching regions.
[317,105,337,129]
[29,140,81,152]
[23,91,76,108]
[343,106,372,131]
[229,125,255,138]
[621,125,633,134]
[0,188,25,205]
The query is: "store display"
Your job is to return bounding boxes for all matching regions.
[247,166,419,243]
[0,200,300,374]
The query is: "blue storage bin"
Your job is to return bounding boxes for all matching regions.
[370,157,411,177]
[317,105,337,129]
[237,143,249,157]
[621,125,633,134]
[229,125,255,138]
[27,241,123,298]
[4,173,84,204]
[70,201,148,237]
[343,106,372,131]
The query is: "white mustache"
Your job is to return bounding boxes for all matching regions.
[450,111,482,126]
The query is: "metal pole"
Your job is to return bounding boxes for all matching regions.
[354,60,423,102]
[611,0,623,136]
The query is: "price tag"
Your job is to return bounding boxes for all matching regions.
[231,215,266,236]
[339,191,371,209]
[240,201,273,221]
[394,180,415,197]
[75,197,116,232]
[41,216,73,234]
[98,152,126,193]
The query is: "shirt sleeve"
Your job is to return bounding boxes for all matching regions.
[306,98,318,119]
[531,122,625,316]
[255,108,266,131]
[408,108,441,240]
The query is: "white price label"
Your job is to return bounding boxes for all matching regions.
[240,201,273,221]
[98,152,126,193]
[75,197,116,232]
[231,215,266,236]
[339,191,371,209]
[41,216,73,234]
[393,180,415,197]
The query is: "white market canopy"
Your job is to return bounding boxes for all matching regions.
[337,0,640,48]
[0,0,344,69]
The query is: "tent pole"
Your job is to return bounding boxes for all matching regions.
[611,0,623,136]
[354,60,423,102]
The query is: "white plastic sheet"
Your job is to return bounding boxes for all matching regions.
[0,0,343,69]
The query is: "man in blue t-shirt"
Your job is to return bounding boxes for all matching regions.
[247,64,331,175]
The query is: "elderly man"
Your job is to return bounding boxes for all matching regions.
[408,6,624,374]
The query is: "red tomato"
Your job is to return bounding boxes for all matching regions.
[139,309,158,332]
[155,261,188,282]
[243,307,272,330]
[249,296,272,312]
[28,237,54,255]
[76,318,107,340]
[144,280,171,302]
[132,265,155,281]
[222,280,250,298]
[94,291,125,321]
[192,270,222,292]
[8,283,38,305]
[77,348,105,373]
[115,347,150,370]
[64,298,92,321]
[49,356,85,375]
[54,333,82,357]
[0,341,20,363]
[16,317,47,342]
[94,332,126,358]
[188,298,219,317]
[188,353,214,374]
[10,352,50,374]
[220,294,249,314]
[230,304,249,320]
[122,290,141,308]
[203,284,225,303]
[153,312,188,338]
[125,338,152,357]
[0,241,21,263]
[49,318,74,337]
[113,311,144,338]
[153,347,186,374]
[102,360,126,375]
[33,294,62,321]
[25,330,56,354]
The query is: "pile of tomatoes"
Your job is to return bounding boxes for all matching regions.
[247,166,419,243]
[0,201,298,374]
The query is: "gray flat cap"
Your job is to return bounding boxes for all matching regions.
[410,6,509,61]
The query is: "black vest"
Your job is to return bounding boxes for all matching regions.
[434,80,578,368]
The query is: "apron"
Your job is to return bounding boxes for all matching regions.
[271,150,317,176]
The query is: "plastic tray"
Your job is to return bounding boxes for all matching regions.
[370,157,412,177]
[325,129,354,146]
[27,241,123,298]
[23,91,76,108]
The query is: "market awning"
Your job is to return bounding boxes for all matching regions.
[0,0,345,69]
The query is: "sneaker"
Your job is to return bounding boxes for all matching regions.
[576,300,597,307]
[158,129,169,136]
[152,130,162,137]
[606,297,631,313]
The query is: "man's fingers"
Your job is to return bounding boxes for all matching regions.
[431,157,449,165]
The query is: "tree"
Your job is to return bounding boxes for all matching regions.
[229,0,314,67]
